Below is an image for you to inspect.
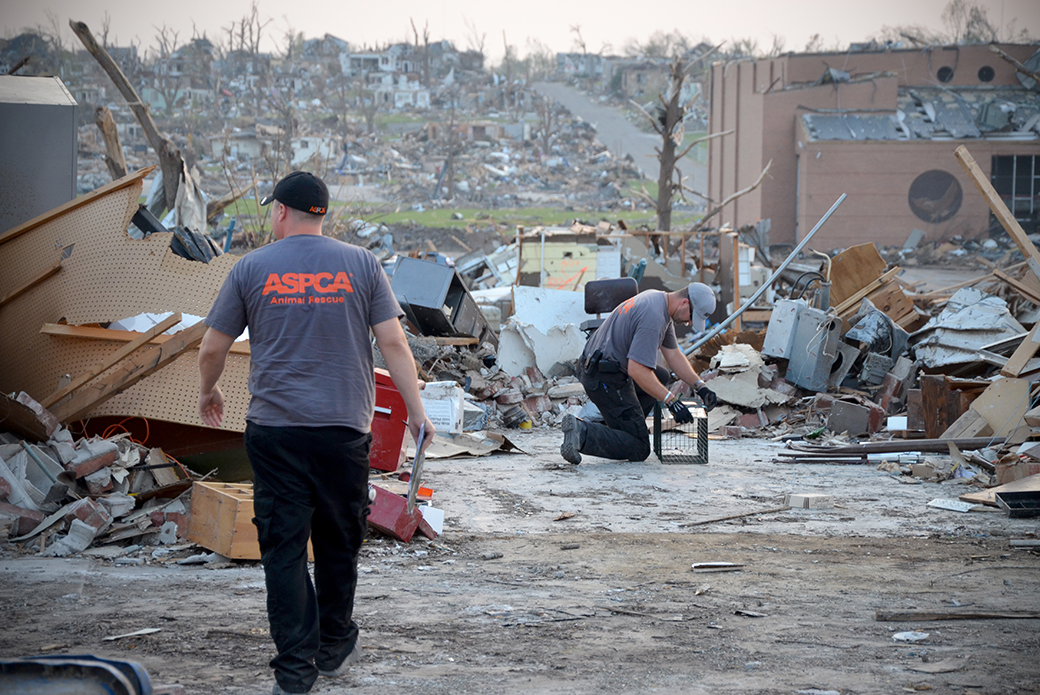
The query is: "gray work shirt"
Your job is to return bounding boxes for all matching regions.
[582,289,677,374]
[205,235,403,431]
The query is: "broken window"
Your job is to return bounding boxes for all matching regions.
[908,170,962,223]
[992,155,1040,233]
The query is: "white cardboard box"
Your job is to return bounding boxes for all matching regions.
[420,381,465,434]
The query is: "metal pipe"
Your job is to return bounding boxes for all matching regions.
[684,193,847,355]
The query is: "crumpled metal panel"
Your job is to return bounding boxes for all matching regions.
[910,287,1025,368]
[803,114,901,141]
[931,99,982,138]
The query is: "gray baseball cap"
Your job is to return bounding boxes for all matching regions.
[687,283,716,330]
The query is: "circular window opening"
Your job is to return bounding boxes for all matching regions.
[978,65,995,82]
[937,66,954,83]
[909,170,962,223]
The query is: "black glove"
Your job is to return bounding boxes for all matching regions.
[667,398,693,424]
[696,384,718,411]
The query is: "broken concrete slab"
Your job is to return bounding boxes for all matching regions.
[707,345,790,410]
[497,286,587,377]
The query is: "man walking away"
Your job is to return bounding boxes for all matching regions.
[197,171,434,694]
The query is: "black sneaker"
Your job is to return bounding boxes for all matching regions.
[560,414,583,464]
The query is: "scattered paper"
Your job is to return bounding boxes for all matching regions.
[927,498,978,513]
[103,627,162,641]
[908,657,966,674]
[893,631,929,642]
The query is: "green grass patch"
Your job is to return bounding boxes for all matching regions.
[683,131,709,164]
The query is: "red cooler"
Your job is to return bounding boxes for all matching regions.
[371,368,408,471]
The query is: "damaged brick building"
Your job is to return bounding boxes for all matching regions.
[708,43,1040,249]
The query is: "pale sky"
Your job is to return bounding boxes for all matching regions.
[1,0,1037,64]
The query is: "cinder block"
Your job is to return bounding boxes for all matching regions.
[495,388,523,405]
[84,468,113,496]
[738,410,768,429]
[64,497,112,531]
[785,493,834,509]
[65,439,118,479]
[0,500,45,535]
[523,395,552,413]
[876,373,903,412]
[368,485,422,543]
[829,400,884,436]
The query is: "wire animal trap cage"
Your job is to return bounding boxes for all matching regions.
[653,401,708,464]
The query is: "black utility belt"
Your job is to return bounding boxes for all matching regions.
[583,349,622,374]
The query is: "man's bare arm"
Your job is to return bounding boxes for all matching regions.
[627,359,671,402]
[198,326,236,428]
[662,347,704,393]
[372,317,435,450]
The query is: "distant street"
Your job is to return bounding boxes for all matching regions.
[532,81,708,194]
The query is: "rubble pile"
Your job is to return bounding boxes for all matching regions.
[0,393,195,555]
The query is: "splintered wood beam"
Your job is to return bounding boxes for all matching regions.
[993,268,1040,306]
[954,145,1040,285]
[50,320,208,424]
[39,323,250,355]
[40,312,184,409]
[1001,323,1040,378]
[0,262,61,308]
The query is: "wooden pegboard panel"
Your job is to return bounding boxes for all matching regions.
[0,169,249,432]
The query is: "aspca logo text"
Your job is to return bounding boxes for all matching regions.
[262,272,354,295]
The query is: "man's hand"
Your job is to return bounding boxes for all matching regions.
[696,384,718,411]
[667,398,694,424]
[199,386,225,428]
[409,415,436,452]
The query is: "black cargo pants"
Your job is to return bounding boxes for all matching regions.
[577,361,670,462]
[244,422,372,694]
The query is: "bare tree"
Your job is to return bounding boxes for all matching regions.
[629,53,720,232]
[410,18,430,87]
[524,38,556,82]
[356,71,380,134]
[942,0,998,43]
[534,95,561,155]
[464,18,486,62]
[151,23,182,115]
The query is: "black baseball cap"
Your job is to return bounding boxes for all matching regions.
[260,171,329,215]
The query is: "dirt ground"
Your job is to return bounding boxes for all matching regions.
[2,428,1039,694]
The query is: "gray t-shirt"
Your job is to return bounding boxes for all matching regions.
[583,289,677,373]
[205,235,403,431]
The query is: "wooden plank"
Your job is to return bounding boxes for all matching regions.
[49,320,207,423]
[862,281,914,321]
[959,473,1040,507]
[940,408,993,439]
[829,243,888,307]
[954,145,1040,285]
[40,313,183,408]
[0,393,51,442]
[835,267,901,315]
[0,167,153,247]
[741,309,773,322]
[993,268,1040,306]
[1001,324,1040,378]
[39,323,251,355]
[921,375,951,439]
[0,262,61,308]
[876,610,1040,622]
